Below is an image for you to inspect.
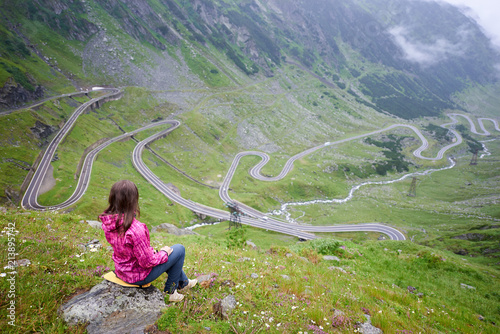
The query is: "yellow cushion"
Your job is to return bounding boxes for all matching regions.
[102,271,151,288]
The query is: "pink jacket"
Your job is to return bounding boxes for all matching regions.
[100,214,168,283]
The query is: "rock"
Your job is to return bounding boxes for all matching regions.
[5,259,31,269]
[452,233,488,241]
[454,249,468,256]
[197,274,214,284]
[357,314,383,334]
[59,280,165,334]
[213,295,236,319]
[281,275,290,280]
[30,120,55,140]
[323,255,340,261]
[151,223,197,236]
[328,266,347,274]
[250,273,259,279]
[246,240,257,249]
[79,239,102,252]
[482,248,500,255]
[0,78,44,109]
[285,253,293,258]
[333,309,345,317]
[479,225,499,230]
[80,220,102,229]
[460,283,476,290]
[237,257,252,262]
[377,235,386,240]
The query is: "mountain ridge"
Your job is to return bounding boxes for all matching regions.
[0,0,498,118]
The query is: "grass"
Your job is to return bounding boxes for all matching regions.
[0,208,498,333]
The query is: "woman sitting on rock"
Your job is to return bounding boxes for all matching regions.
[99,180,196,302]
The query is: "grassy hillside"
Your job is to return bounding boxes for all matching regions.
[0,209,498,333]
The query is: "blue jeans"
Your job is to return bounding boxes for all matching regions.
[132,244,188,294]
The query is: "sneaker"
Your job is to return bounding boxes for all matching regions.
[168,290,184,302]
[178,279,197,293]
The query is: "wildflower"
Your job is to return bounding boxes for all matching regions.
[0,273,6,277]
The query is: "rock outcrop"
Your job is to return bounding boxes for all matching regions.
[30,120,57,140]
[0,78,44,109]
[59,280,165,334]
[151,223,197,236]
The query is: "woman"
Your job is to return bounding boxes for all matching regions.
[99,180,196,302]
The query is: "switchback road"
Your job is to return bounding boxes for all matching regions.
[21,90,500,240]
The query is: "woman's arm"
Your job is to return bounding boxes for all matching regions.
[127,224,169,268]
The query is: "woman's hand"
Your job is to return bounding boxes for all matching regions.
[160,246,173,255]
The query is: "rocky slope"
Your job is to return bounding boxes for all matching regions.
[0,0,498,118]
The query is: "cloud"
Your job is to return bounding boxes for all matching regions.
[389,26,467,66]
[431,0,500,51]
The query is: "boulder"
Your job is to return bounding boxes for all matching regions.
[328,266,347,274]
[357,314,383,334]
[151,223,197,236]
[80,220,102,229]
[323,255,340,262]
[213,295,236,319]
[246,240,257,249]
[78,239,102,252]
[59,280,165,334]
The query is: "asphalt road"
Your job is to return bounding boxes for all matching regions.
[20,91,500,241]
[21,88,122,210]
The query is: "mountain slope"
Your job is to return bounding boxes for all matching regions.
[0,0,498,118]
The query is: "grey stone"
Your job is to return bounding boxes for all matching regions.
[328,266,347,274]
[220,295,237,318]
[151,223,197,236]
[82,220,102,229]
[460,283,476,290]
[197,274,214,284]
[250,273,259,279]
[59,280,165,334]
[333,309,345,317]
[79,239,102,252]
[246,240,257,249]
[7,259,31,268]
[323,255,340,261]
[237,257,252,262]
[285,253,293,258]
[281,275,290,280]
[357,315,383,334]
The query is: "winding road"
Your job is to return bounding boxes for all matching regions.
[19,89,500,241]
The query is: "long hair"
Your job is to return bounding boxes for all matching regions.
[103,180,140,233]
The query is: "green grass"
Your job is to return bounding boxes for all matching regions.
[0,208,498,333]
[180,42,234,88]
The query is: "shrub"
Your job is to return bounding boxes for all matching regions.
[309,238,341,255]
[225,225,247,249]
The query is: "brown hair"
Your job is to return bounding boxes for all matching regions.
[103,180,140,233]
